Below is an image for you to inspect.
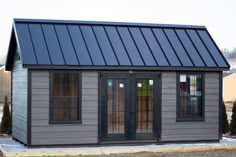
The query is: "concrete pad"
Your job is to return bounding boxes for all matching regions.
[0,137,236,157]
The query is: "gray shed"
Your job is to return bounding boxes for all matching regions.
[6,19,230,146]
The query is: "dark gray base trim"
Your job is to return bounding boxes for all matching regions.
[12,137,28,146]
[22,139,219,148]
[159,139,220,145]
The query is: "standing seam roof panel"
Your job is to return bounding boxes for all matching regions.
[140,28,169,66]
[80,25,106,65]
[92,26,119,65]
[54,25,79,65]
[28,24,51,64]
[164,29,193,67]
[152,28,181,66]
[186,29,216,67]
[129,27,157,66]
[15,23,37,64]
[8,19,229,70]
[104,26,132,66]
[117,27,144,66]
[41,24,65,65]
[175,29,205,67]
[197,30,228,67]
[67,25,92,65]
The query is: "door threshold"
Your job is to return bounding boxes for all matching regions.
[100,139,158,145]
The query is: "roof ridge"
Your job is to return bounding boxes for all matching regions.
[13,18,206,29]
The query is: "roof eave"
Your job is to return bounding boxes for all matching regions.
[13,18,207,29]
[23,64,230,72]
[5,28,17,71]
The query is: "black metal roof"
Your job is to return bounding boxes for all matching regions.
[5,18,230,71]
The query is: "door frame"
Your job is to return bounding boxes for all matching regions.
[99,73,130,141]
[98,72,162,142]
[131,73,161,140]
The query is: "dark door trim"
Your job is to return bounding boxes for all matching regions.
[99,73,130,141]
[131,73,161,140]
[98,72,161,142]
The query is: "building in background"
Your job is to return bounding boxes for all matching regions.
[0,65,11,102]
[223,73,236,122]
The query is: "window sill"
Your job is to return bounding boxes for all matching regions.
[49,120,82,124]
[176,118,205,122]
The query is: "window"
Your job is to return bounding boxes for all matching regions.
[50,72,81,123]
[177,73,204,121]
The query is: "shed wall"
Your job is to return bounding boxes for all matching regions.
[161,72,219,141]
[30,71,98,145]
[12,49,28,144]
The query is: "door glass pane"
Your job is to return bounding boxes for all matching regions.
[107,79,125,134]
[136,79,153,133]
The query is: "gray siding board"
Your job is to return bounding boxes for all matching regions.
[31,138,97,145]
[82,95,98,101]
[82,76,98,82]
[13,113,27,120]
[82,89,98,95]
[31,89,49,95]
[31,83,49,88]
[82,107,98,113]
[32,114,48,120]
[82,83,98,89]
[31,77,49,83]
[12,50,28,144]
[32,131,98,139]
[162,123,218,129]
[31,108,49,114]
[32,125,97,132]
[163,129,218,135]
[31,71,98,145]
[161,72,219,141]
[31,102,49,108]
[161,135,218,141]
[31,95,49,101]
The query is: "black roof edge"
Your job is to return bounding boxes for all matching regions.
[5,28,17,71]
[204,28,231,69]
[23,64,229,72]
[13,18,207,29]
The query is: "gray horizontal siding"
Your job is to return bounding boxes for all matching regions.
[161,72,219,142]
[12,49,28,144]
[31,71,98,145]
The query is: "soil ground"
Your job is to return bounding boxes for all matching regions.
[71,148,236,157]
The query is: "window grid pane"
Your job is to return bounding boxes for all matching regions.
[52,73,80,122]
[179,74,203,120]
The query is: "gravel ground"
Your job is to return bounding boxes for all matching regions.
[1,137,236,157]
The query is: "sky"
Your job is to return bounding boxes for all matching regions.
[0,0,235,59]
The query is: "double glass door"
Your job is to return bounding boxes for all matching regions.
[100,73,160,141]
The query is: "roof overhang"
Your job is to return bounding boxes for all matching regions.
[24,64,229,72]
[5,28,17,71]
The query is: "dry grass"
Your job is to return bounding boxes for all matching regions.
[77,147,236,157]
